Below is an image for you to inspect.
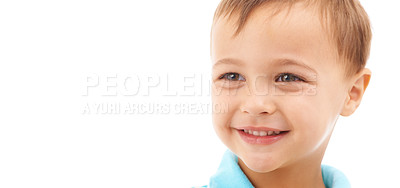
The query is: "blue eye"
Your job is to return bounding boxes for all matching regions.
[219,72,245,81]
[276,73,304,82]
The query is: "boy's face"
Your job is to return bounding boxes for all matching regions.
[211,4,352,172]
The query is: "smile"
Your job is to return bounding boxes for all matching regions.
[236,128,290,145]
[242,129,286,136]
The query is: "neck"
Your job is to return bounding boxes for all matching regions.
[239,158,325,188]
[238,143,328,188]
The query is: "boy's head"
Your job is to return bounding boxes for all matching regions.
[210,0,371,173]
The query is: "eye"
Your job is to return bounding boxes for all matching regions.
[219,72,245,81]
[275,73,305,82]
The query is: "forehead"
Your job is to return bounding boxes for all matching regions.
[211,3,338,71]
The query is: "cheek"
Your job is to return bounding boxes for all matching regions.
[211,88,242,143]
[281,95,337,153]
[286,96,324,131]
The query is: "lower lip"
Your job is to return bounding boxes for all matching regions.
[237,130,289,145]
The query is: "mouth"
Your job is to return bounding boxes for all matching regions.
[235,128,290,145]
[240,129,290,136]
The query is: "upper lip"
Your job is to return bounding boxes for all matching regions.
[234,126,290,132]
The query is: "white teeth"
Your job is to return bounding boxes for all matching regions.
[243,129,282,136]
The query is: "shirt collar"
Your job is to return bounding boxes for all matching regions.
[209,150,351,188]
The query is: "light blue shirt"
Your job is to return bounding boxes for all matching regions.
[197,150,351,188]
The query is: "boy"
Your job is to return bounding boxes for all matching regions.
[208,0,371,187]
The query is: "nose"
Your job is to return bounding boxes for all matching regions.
[240,94,277,116]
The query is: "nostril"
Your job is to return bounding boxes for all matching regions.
[240,105,274,116]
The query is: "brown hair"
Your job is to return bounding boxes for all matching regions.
[212,0,372,77]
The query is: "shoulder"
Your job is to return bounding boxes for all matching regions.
[321,164,351,188]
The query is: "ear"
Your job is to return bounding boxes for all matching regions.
[340,68,372,116]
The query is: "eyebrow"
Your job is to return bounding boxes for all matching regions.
[213,58,318,75]
[278,59,318,75]
[212,58,244,68]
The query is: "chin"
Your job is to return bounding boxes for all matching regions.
[239,153,282,173]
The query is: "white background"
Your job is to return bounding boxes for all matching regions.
[0,0,399,187]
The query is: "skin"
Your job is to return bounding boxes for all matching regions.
[211,3,371,188]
